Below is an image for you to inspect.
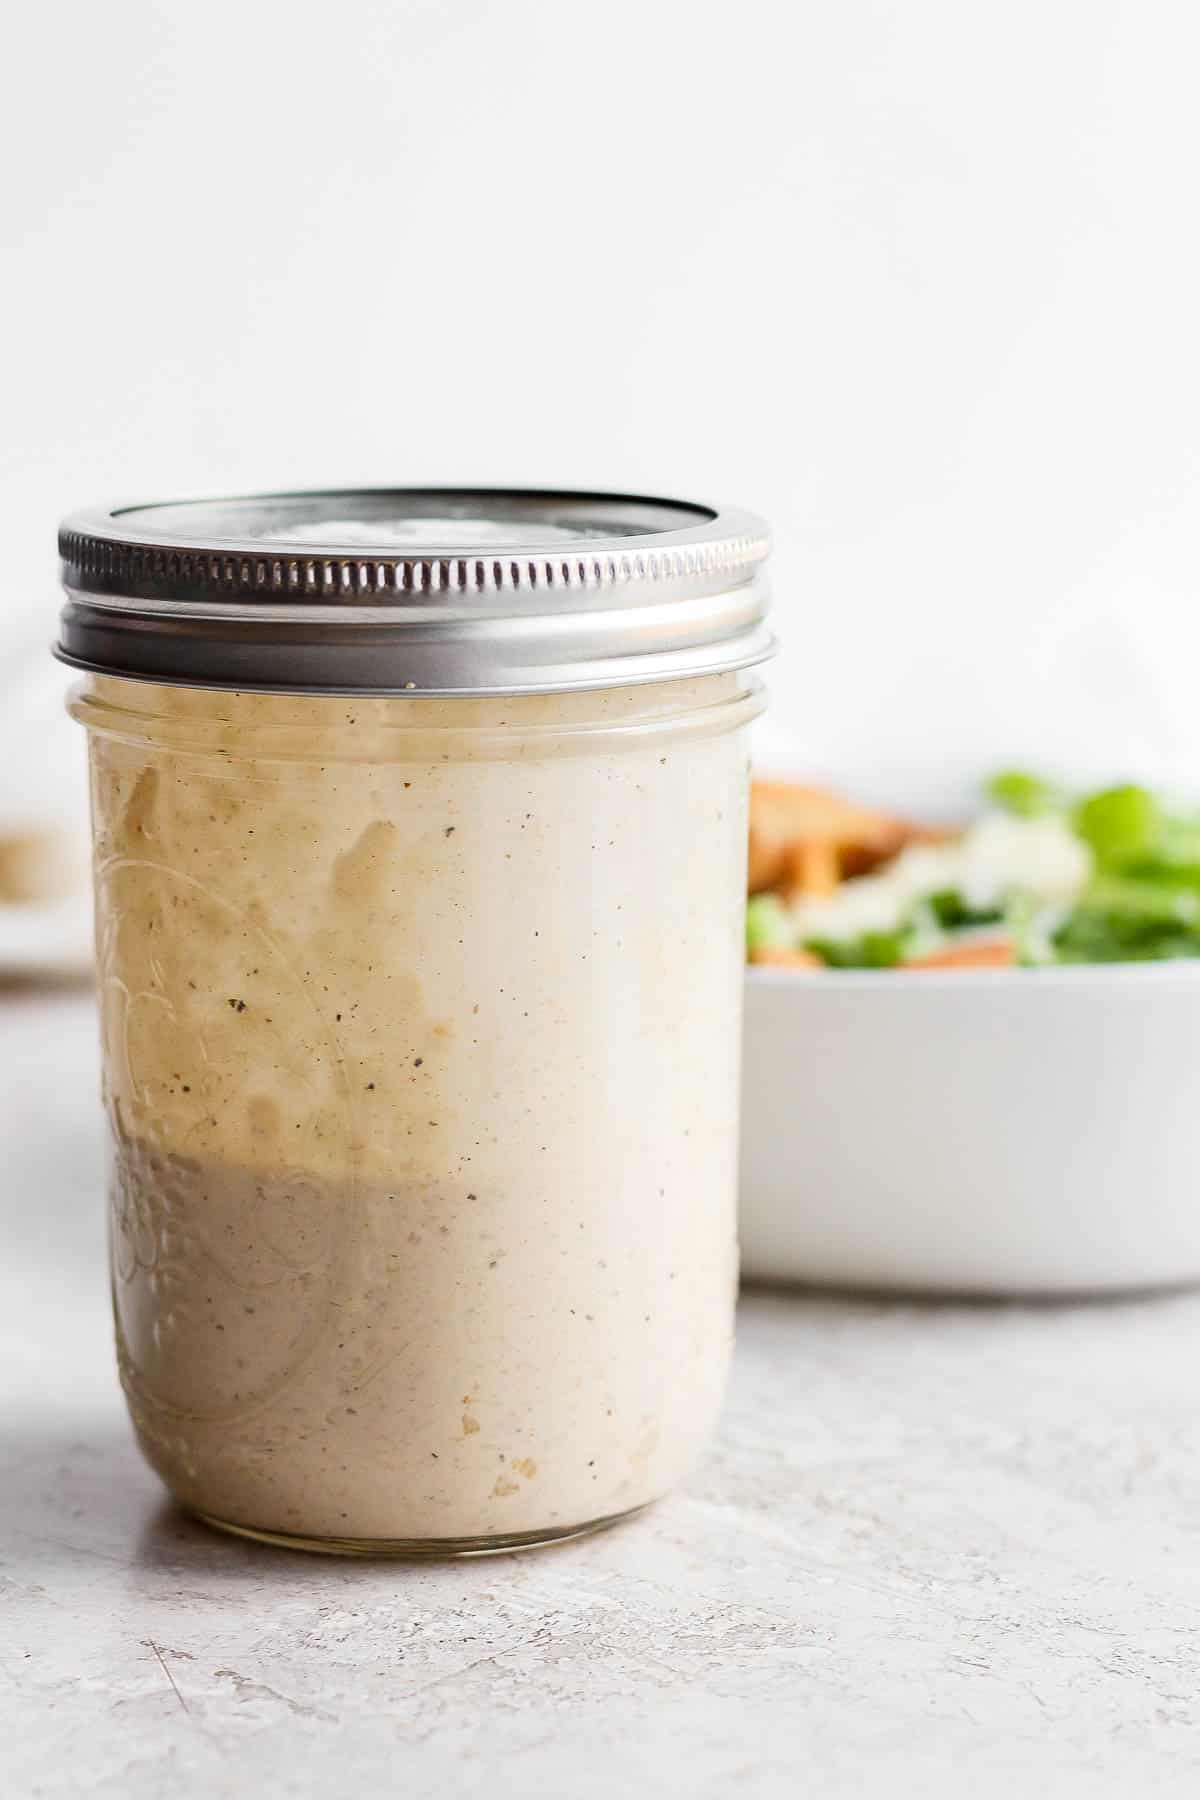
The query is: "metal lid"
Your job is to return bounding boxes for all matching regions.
[56,488,772,696]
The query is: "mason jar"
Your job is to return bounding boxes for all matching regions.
[58,489,772,1555]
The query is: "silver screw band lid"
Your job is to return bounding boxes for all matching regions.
[57,488,773,696]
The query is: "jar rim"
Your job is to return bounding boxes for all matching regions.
[68,670,766,765]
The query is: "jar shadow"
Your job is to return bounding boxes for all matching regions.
[2,1413,155,1575]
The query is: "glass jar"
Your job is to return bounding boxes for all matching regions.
[59,489,771,1554]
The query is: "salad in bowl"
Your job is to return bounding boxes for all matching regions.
[746,771,1200,970]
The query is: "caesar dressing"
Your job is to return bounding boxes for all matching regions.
[74,674,757,1548]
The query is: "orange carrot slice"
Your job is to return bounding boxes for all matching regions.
[903,939,1016,970]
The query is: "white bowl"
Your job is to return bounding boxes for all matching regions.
[739,961,1200,1294]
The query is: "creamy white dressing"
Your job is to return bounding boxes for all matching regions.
[80,675,751,1547]
[789,815,1092,941]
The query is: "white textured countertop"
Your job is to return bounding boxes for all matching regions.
[4,989,1200,1798]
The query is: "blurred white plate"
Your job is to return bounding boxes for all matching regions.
[0,895,93,979]
[0,652,92,977]
[740,961,1200,1295]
